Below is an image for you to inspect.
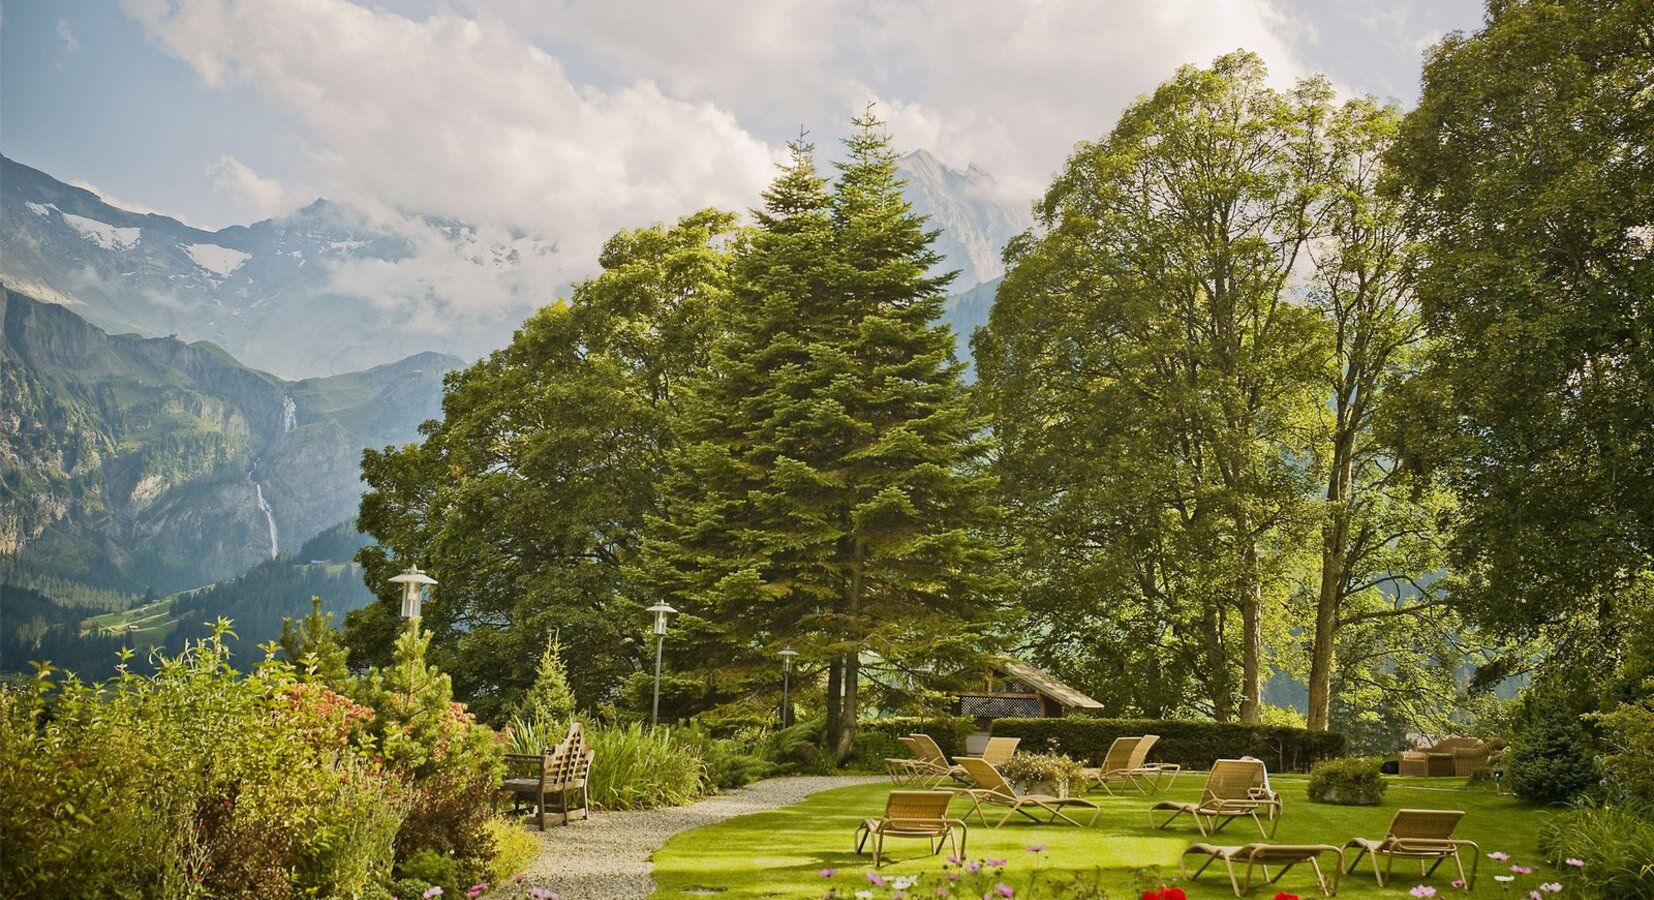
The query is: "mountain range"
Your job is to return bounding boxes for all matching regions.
[0,285,457,593]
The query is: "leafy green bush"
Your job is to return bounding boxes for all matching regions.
[0,625,407,899]
[587,722,708,809]
[764,718,832,773]
[672,724,774,791]
[861,715,975,760]
[1595,698,1654,806]
[352,625,504,883]
[1507,690,1599,804]
[1538,803,1654,899]
[991,717,1347,771]
[1307,757,1388,805]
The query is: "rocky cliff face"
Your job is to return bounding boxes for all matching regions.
[0,286,457,592]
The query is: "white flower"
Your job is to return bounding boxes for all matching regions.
[893,877,918,891]
[1495,875,1515,883]
[856,892,874,899]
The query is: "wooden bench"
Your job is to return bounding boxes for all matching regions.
[504,722,592,828]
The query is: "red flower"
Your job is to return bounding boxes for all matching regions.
[1143,890,1188,900]
[1273,893,1300,900]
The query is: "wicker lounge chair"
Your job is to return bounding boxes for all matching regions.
[1081,736,1140,793]
[906,733,969,782]
[956,756,1101,827]
[1181,843,1345,897]
[886,736,952,787]
[853,790,968,866]
[1148,757,1281,838]
[968,736,1021,766]
[1343,809,1479,890]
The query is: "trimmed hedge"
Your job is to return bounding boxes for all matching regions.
[1307,757,1387,805]
[990,717,1347,772]
[860,716,976,761]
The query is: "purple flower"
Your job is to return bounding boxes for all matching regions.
[1512,865,1533,874]
[947,856,963,866]
[1027,844,1047,854]
[1452,880,1466,889]
[1565,858,1586,868]
[966,861,981,874]
[1411,887,1437,898]
[868,872,888,887]
[821,869,839,878]
[994,884,1014,899]
[986,858,1007,869]
[1489,852,1510,862]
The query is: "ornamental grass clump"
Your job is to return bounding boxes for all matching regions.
[585,721,708,810]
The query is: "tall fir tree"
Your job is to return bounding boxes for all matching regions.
[637,111,1006,761]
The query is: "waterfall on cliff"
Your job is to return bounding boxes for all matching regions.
[281,396,297,433]
[253,483,279,559]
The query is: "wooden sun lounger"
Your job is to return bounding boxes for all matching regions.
[1343,809,1479,890]
[853,790,968,866]
[1149,757,1281,838]
[956,756,1101,828]
[1181,843,1345,897]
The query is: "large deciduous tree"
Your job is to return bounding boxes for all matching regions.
[976,53,1330,723]
[1388,0,1654,652]
[344,211,738,720]
[637,113,1006,762]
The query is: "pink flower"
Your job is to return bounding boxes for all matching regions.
[947,856,963,866]
[868,873,888,887]
[1528,892,1542,900]
[1565,858,1585,868]
[527,890,557,900]
[937,890,951,898]
[423,890,443,899]
[1540,884,1563,893]
[1489,852,1510,861]
[994,884,1014,898]
[966,861,981,874]
[1411,887,1437,898]
[1452,880,1466,889]
[1028,844,1048,853]
[1512,865,1533,874]
[986,859,1007,869]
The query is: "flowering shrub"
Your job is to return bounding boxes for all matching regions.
[1000,751,1086,796]
[0,623,409,899]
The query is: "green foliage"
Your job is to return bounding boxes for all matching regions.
[278,594,352,689]
[351,623,504,876]
[346,209,742,719]
[1538,803,1654,899]
[671,723,775,791]
[395,849,465,897]
[1306,757,1387,805]
[1388,0,1654,652]
[0,624,407,899]
[990,717,1347,772]
[586,722,708,810]
[858,715,975,761]
[1507,684,1600,805]
[1596,700,1654,806]
[636,109,1008,763]
[517,631,577,726]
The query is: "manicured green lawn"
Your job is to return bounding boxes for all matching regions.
[651,775,1555,898]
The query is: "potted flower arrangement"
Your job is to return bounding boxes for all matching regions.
[1000,751,1085,798]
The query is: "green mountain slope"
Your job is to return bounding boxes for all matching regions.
[0,284,458,593]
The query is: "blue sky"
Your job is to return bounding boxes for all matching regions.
[3,1,1483,251]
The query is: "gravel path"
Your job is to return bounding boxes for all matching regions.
[518,775,880,900]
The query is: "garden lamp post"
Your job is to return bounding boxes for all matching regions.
[646,602,677,727]
[388,565,437,621]
[779,648,798,728]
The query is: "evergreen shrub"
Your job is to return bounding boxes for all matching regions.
[1306,756,1388,805]
[1507,687,1599,804]
[990,717,1347,771]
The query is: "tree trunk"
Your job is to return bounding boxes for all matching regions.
[824,655,843,752]
[1237,512,1264,725]
[835,652,859,764]
[1308,439,1355,730]
[1203,603,1235,721]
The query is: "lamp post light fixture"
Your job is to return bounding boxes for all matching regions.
[388,565,437,621]
[778,648,799,728]
[645,602,677,727]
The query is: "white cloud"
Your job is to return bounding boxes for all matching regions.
[205,154,309,220]
[121,0,781,321]
[479,0,1320,194]
[56,18,79,52]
